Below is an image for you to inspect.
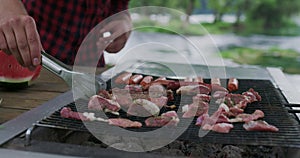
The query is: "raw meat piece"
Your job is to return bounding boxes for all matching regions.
[97,90,112,99]
[211,84,228,93]
[212,91,228,99]
[108,118,142,128]
[226,94,248,105]
[60,107,90,121]
[182,101,209,118]
[111,88,133,109]
[243,120,278,132]
[216,114,231,123]
[140,76,153,90]
[145,111,179,127]
[193,94,211,103]
[195,114,209,126]
[149,96,168,108]
[211,78,221,86]
[114,72,132,84]
[202,123,234,133]
[230,110,264,123]
[127,99,160,117]
[148,84,166,98]
[129,74,143,84]
[201,103,229,126]
[124,85,143,93]
[176,84,210,95]
[225,106,244,117]
[88,95,120,112]
[227,78,238,92]
[242,88,262,102]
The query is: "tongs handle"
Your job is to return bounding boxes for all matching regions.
[41,51,69,77]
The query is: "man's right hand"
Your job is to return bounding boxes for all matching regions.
[0,14,42,69]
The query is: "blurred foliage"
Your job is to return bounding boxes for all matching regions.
[133,18,206,35]
[221,47,300,74]
[129,0,300,36]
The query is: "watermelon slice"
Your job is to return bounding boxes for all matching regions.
[0,50,41,89]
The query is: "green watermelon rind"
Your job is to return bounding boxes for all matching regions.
[0,76,33,83]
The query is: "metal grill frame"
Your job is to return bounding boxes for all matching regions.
[36,79,300,148]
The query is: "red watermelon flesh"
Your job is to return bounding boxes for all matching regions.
[0,50,41,85]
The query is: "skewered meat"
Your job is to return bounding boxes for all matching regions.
[145,111,179,127]
[140,76,153,90]
[202,123,234,133]
[176,84,211,95]
[60,107,90,121]
[243,120,279,132]
[228,78,238,92]
[127,99,160,117]
[88,95,121,112]
[114,72,132,84]
[108,118,142,128]
[230,110,264,123]
[129,74,143,84]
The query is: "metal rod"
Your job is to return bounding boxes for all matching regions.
[25,125,35,146]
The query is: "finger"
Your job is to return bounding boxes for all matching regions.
[105,34,127,53]
[0,31,10,53]
[1,49,12,55]
[24,16,41,66]
[2,26,24,66]
[12,24,31,67]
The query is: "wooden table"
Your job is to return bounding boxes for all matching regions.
[0,68,69,124]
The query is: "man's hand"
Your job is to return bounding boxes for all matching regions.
[0,0,42,69]
[97,12,132,53]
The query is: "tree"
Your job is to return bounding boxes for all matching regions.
[246,0,300,29]
[208,0,233,23]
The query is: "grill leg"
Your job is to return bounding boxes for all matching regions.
[25,125,36,146]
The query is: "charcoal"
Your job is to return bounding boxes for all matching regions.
[217,145,244,158]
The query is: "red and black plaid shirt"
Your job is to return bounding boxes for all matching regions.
[22,0,129,67]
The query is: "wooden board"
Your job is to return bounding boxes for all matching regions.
[0,66,108,124]
[0,68,68,123]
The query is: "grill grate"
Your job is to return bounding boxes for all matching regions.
[36,79,300,148]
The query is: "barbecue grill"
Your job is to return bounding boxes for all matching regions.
[1,62,300,157]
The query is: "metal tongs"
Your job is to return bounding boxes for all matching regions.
[41,51,106,98]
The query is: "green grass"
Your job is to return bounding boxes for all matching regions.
[132,17,300,36]
[133,19,207,35]
[133,18,235,35]
[221,47,300,74]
